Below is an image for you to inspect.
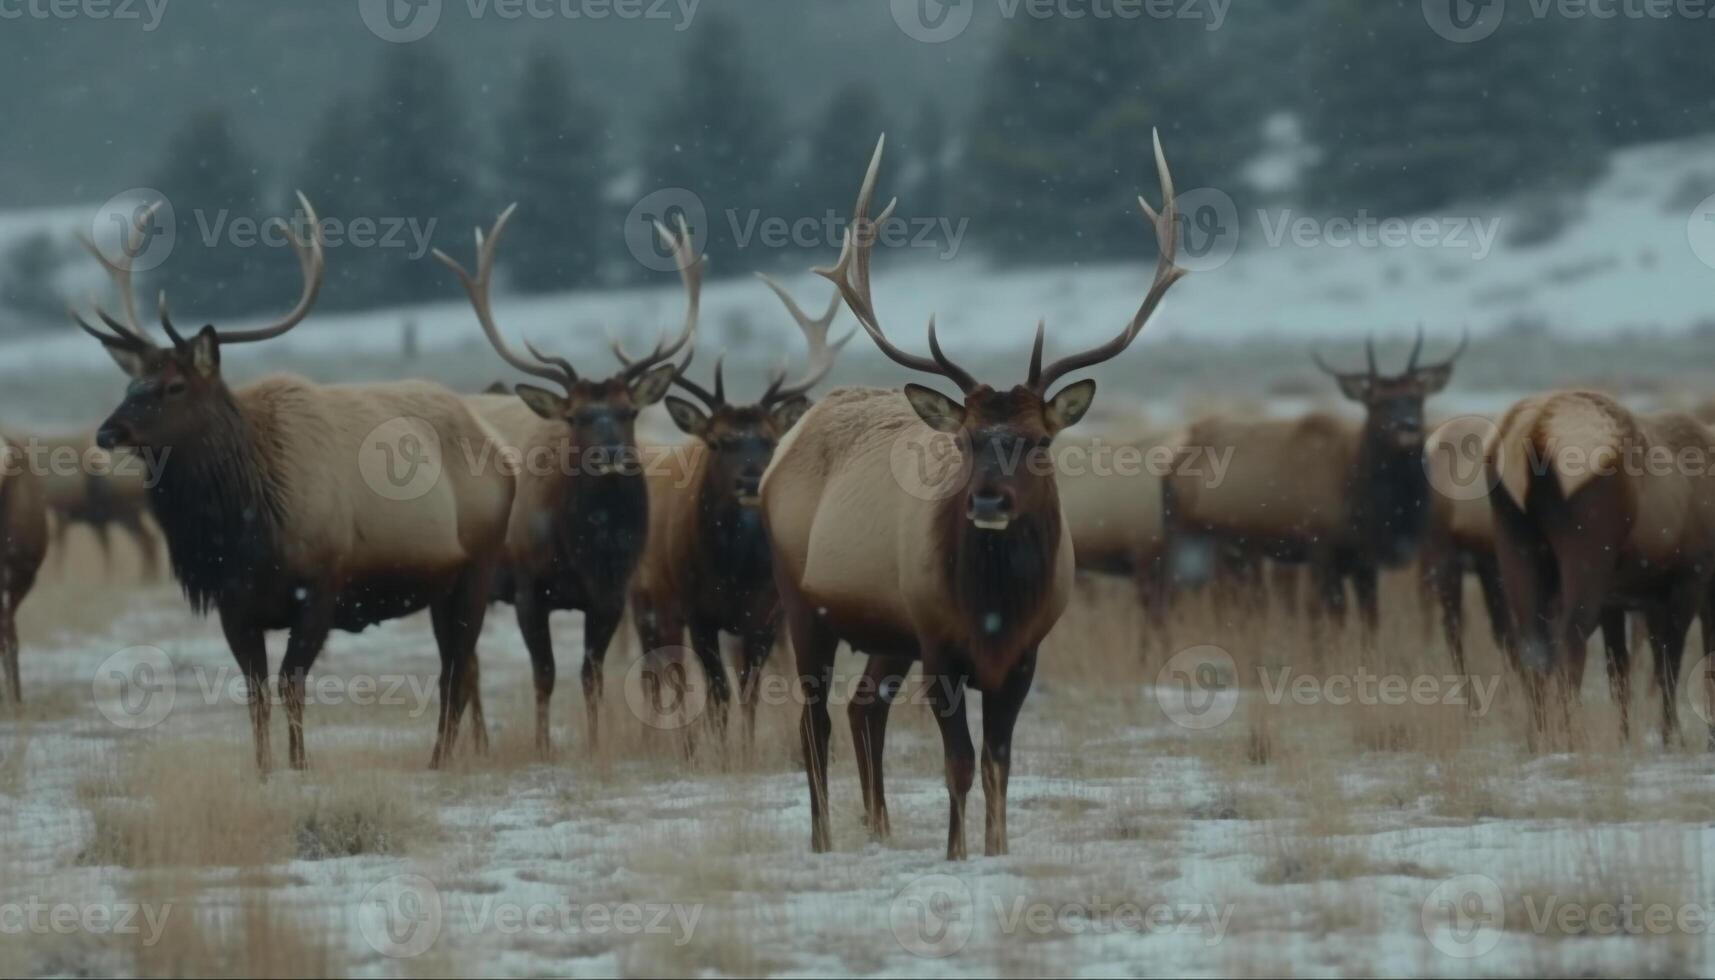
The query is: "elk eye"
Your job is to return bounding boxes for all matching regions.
[165,380,188,397]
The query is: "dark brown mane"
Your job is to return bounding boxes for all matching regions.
[935,488,1062,663]
[1348,425,1430,568]
[146,397,286,615]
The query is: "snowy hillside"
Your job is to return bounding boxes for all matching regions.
[2,137,1712,381]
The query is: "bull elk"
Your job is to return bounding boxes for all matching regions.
[1486,390,1715,743]
[762,132,1186,858]
[74,195,514,772]
[1159,332,1465,639]
[625,275,849,740]
[437,205,695,753]
[0,434,48,702]
[1419,414,1509,674]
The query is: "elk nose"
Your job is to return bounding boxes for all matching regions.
[95,422,130,450]
[734,471,763,506]
[967,488,1015,531]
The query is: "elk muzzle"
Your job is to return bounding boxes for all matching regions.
[967,487,1016,531]
[733,469,764,508]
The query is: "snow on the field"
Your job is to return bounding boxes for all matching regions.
[1,137,1713,379]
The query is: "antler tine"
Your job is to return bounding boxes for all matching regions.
[814,135,974,393]
[1364,336,1379,378]
[434,203,572,391]
[620,216,704,380]
[1437,327,1470,367]
[523,338,580,384]
[1404,324,1425,373]
[214,191,327,345]
[75,199,164,347]
[1033,129,1189,393]
[755,272,856,404]
[1310,349,1349,378]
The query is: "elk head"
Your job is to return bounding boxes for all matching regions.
[73,194,326,452]
[1312,329,1467,451]
[624,276,849,508]
[435,206,700,475]
[818,133,1186,532]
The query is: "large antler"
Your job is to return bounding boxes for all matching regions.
[814,135,978,394]
[434,204,581,392]
[72,200,166,353]
[1028,129,1187,394]
[611,216,704,383]
[207,192,326,346]
[756,273,853,406]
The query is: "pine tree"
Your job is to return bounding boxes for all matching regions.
[362,44,476,307]
[963,16,1262,263]
[146,107,280,320]
[1305,0,1601,215]
[498,49,613,292]
[642,15,786,277]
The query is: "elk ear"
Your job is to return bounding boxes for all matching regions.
[664,396,709,438]
[515,383,569,420]
[768,395,812,433]
[1414,365,1454,396]
[187,325,220,379]
[903,384,964,433]
[1334,375,1374,402]
[99,341,151,379]
[630,363,677,407]
[1044,379,1097,435]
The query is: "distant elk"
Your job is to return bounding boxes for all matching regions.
[763,132,1186,857]
[75,196,514,771]
[1158,332,1465,639]
[36,430,160,578]
[0,433,48,702]
[438,205,694,753]
[625,274,849,740]
[1487,390,1715,743]
[1419,414,1510,674]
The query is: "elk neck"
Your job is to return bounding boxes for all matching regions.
[1351,420,1429,567]
[146,394,286,615]
[693,455,773,592]
[553,466,649,585]
[935,484,1062,679]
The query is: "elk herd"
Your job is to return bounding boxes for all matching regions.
[0,130,1711,860]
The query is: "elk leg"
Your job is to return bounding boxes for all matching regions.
[1428,554,1466,675]
[848,653,910,840]
[93,522,113,582]
[688,619,732,738]
[281,601,334,771]
[1351,563,1380,649]
[0,609,17,705]
[1600,608,1631,743]
[1645,591,1696,747]
[925,657,975,861]
[1473,552,1513,664]
[737,628,775,749]
[515,584,557,755]
[783,593,837,853]
[221,615,272,774]
[580,602,624,749]
[981,652,1037,858]
[431,570,491,759]
[124,513,162,580]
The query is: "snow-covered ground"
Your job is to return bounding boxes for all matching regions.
[2,559,1712,977]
